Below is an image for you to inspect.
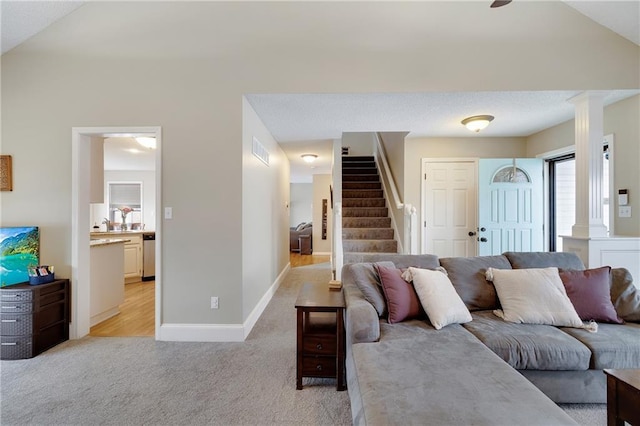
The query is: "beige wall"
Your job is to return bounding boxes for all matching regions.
[312,174,333,254]
[404,137,528,250]
[242,98,290,320]
[1,2,638,332]
[527,94,640,236]
[290,183,313,227]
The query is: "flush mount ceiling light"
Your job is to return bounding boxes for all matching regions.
[135,137,156,149]
[301,154,318,163]
[461,115,494,132]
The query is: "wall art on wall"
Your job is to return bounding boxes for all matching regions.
[0,155,12,191]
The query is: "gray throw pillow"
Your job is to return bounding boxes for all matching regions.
[351,261,396,317]
[439,255,512,311]
[504,251,585,270]
[611,268,640,322]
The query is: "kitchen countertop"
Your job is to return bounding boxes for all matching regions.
[91,231,153,237]
[90,238,129,247]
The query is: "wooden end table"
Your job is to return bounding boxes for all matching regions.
[295,282,346,391]
[604,369,640,426]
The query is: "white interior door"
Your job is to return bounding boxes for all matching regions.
[422,160,477,257]
[478,158,543,256]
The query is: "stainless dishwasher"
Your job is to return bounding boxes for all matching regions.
[142,232,155,281]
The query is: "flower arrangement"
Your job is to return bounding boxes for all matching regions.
[118,206,133,227]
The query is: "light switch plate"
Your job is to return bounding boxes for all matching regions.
[164,207,173,220]
[619,206,632,218]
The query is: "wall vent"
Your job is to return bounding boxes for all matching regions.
[252,136,270,166]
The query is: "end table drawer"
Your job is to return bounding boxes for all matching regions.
[302,356,337,377]
[303,335,336,355]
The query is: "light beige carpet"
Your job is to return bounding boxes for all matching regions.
[1,262,606,425]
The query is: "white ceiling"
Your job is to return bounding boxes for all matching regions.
[104,137,156,172]
[2,1,638,181]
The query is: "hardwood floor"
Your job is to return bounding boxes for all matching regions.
[290,252,330,267]
[90,280,155,337]
[90,255,326,337]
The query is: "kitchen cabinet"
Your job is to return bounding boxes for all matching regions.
[124,234,143,283]
[91,232,143,283]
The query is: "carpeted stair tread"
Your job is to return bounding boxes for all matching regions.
[343,182,382,190]
[343,228,394,240]
[342,217,391,228]
[342,198,386,207]
[342,207,388,217]
[343,167,378,175]
[343,239,398,253]
[342,174,380,182]
[343,189,383,198]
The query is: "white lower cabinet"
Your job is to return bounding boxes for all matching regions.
[124,234,143,283]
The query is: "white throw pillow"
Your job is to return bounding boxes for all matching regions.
[402,267,472,330]
[486,267,584,328]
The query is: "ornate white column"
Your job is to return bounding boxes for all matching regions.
[569,91,608,238]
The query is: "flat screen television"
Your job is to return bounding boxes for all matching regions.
[0,226,39,287]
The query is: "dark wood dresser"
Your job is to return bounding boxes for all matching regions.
[295,282,346,391]
[1,279,70,360]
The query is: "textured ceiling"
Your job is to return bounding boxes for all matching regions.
[246,90,638,142]
[1,1,85,54]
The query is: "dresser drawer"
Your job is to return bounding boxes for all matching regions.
[0,301,34,314]
[302,356,337,378]
[0,335,34,360]
[1,291,33,303]
[303,335,336,355]
[0,314,33,335]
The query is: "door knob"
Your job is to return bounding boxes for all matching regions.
[479,227,486,232]
[479,237,488,242]
[468,231,476,237]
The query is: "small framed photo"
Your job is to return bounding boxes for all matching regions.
[0,155,12,191]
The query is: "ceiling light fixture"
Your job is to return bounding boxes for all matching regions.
[301,154,318,163]
[135,137,157,149]
[461,115,494,132]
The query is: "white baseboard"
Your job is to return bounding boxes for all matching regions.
[243,263,291,339]
[312,251,331,256]
[158,263,291,342]
[91,307,120,327]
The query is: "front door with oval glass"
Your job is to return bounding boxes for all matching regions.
[477,158,543,256]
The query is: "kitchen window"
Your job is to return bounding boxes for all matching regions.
[108,182,143,227]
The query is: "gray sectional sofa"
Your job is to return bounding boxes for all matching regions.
[342,252,640,425]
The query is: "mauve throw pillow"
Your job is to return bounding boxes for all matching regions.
[559,266,623,324]
[375,264,424,324]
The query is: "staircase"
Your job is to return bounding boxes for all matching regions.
[342,156,398,258]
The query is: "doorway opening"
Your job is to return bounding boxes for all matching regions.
[71,127,162,340]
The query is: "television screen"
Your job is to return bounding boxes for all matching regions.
[0,227,39,287]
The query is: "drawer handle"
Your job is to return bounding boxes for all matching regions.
[1,342,17,346]
[316,364,323,371]
[316,343,323,350]
[3,306,18,309]
[2,295,19,298]
[1,319,18,323]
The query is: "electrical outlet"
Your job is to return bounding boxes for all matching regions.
[211,296,219,309]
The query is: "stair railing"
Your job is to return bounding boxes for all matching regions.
[374,132,418,254]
